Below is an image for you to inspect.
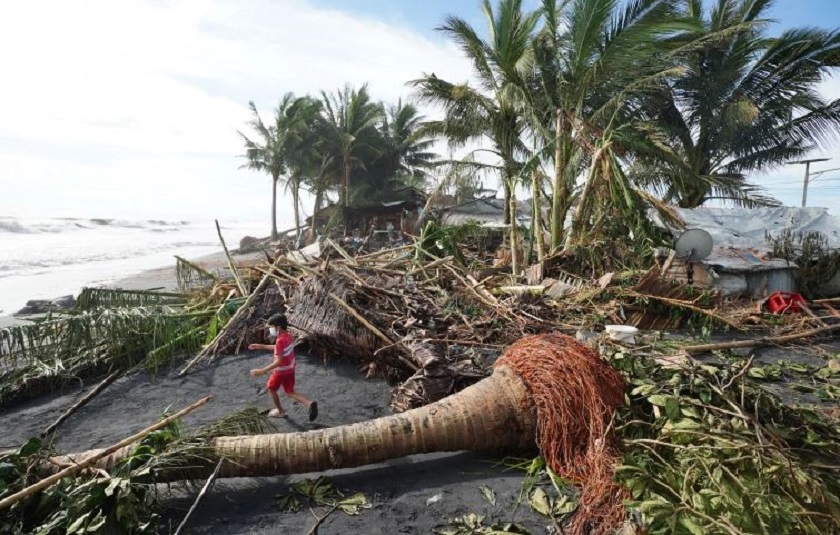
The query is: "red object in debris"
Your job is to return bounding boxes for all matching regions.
[766,291,806,314]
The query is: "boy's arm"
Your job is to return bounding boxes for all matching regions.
[251,355,281,376]
[247,343,275,351]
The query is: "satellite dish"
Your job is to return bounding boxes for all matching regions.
[674,229,713,262]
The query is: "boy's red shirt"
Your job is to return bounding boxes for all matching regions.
[272,331,296,376]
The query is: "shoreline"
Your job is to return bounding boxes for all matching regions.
[0,247,266,329]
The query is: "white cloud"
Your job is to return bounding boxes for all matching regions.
[0,0,471,220]
[752,74,840,212]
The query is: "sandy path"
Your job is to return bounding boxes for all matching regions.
[0,350,547,534]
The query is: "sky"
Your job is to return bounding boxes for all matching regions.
[0,0,839,226]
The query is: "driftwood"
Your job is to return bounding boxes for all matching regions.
[42,370,122,437]
[684,323,840,354]
[0,396,212,512]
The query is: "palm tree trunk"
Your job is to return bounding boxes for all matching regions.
[568,144,606,248]
[271,175,279,241]
[343,161,351,234]
[502,181,512,225]
[508,174,520,278]
[291,177,301,249]
[533,167,545,262]
[48,366,536,480]
[550,110,569,252]
[312,189,324,235]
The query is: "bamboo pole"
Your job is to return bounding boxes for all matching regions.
[42,370,122,437]
[628,292,742,331]
[215,219,247,297]
[326,238,358,265]
[173,459,224,535]
[0,395,213,512]
[684,323,840,354]
[328,293,392,347]
[406,256,454,277]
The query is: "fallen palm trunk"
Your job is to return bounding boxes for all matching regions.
[45,334,626,535]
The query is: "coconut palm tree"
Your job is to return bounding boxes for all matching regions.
[382,99,439,187]
[632,0,840,208]
[527,0,689,250]
[412,0,540,275]
[319,84,385,228]
[274,95,323,243]
[352,99,440,200]
[239,101,287,240]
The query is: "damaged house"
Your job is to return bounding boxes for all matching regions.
[655,206,840,297]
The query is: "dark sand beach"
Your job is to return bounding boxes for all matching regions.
[0,252,548,534]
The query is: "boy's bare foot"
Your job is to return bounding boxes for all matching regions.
[269,408,288,419]
[308,401,318,421]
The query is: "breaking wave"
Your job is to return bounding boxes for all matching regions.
[0,216,190,234]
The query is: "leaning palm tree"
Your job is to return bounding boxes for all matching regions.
[319,84,385,229]
[632,0,840,208]
[239,101,287,240]
[412,0,540,275]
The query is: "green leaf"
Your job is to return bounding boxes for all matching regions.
[678,514,705,535]
[665,397,681,421]
[480,485,497,506]
[529,488,552,517]
[18,437,42,457]
[0,462,15,480]
[66,512,91,535]
[647,394,671,407]
[552,494,577,516]
[336,492,371,515]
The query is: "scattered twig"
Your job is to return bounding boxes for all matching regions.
[305,505,338,535]
[42,370,122,437]
[173,459,224,535]
[178,260,280,376]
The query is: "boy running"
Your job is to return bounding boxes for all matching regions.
[248,314,318,421]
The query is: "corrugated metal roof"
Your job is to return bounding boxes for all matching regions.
[704,246,795,271]
[652,206,839,273]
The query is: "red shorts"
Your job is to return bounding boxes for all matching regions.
[266,371,295,394]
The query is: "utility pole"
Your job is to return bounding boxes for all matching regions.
[790,158,830,207]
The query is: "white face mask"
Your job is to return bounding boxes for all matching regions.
[268,327,278,338]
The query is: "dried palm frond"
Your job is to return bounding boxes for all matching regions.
[76,288,189,310]
[175,256,220,292]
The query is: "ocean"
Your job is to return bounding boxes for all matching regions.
[0,216,270,316]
